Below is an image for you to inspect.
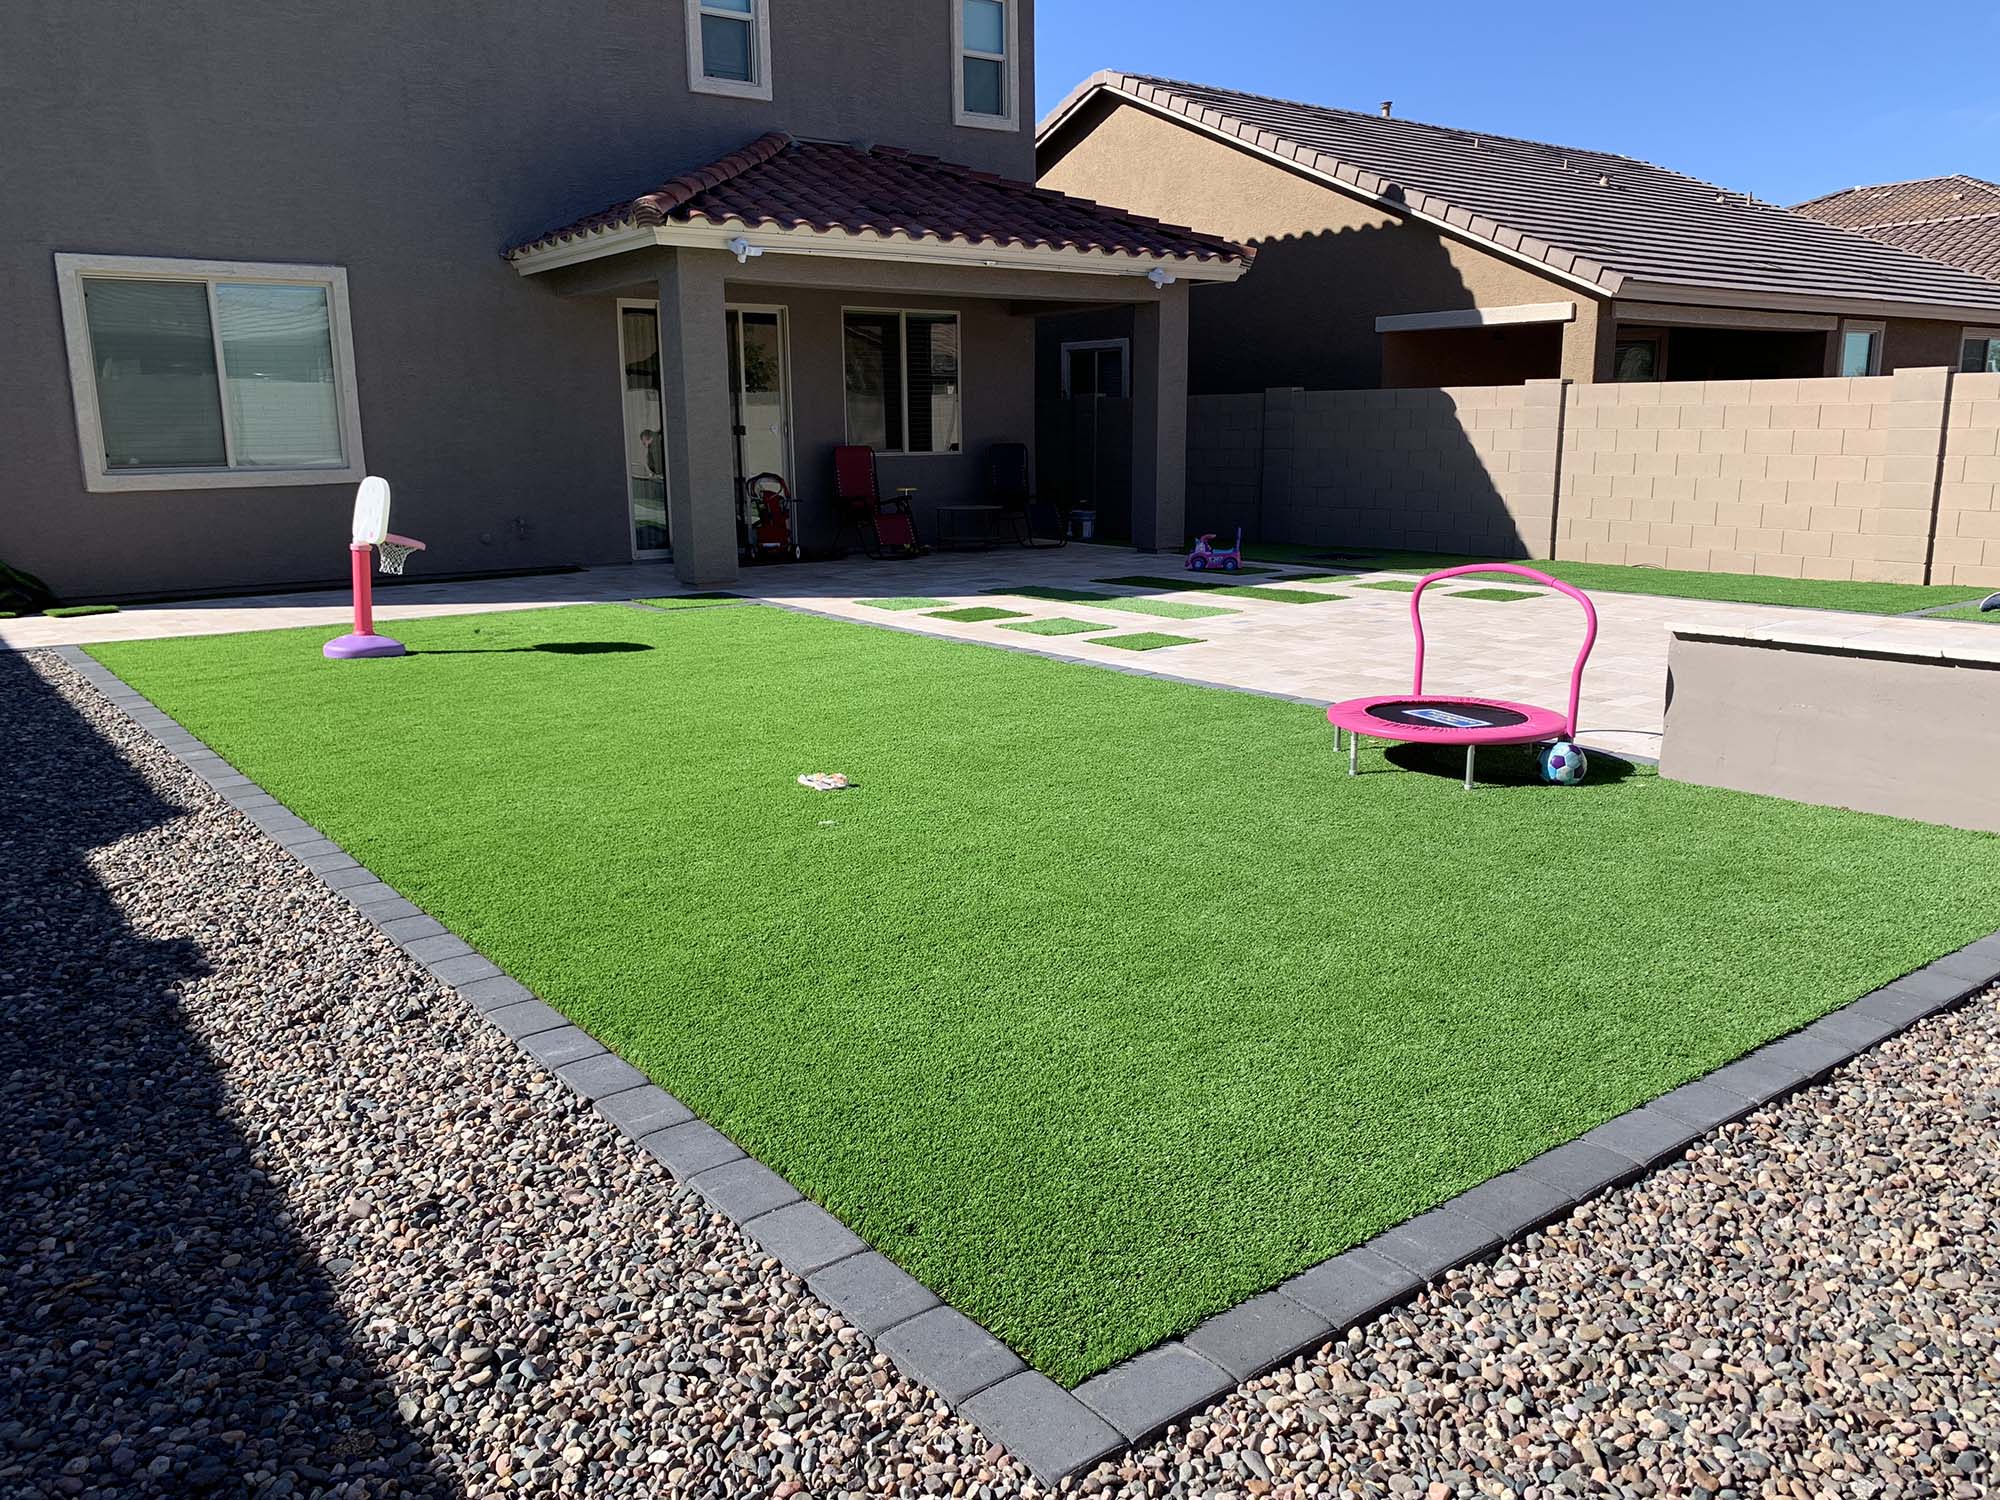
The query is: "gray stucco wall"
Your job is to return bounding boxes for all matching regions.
[2,0,1037,599]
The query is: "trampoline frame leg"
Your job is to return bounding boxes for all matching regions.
[1464,745,1476,791]
[1350,732,1360,777]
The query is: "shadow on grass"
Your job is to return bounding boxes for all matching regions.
[1384,740,1639,787]
[410,640,654,657]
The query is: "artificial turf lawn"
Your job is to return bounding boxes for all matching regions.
[44,603,121,617]
[1356,579,1422,592]
[1094,631,1200,651]
[860,596,951,611]
[1448,588,1539,602]
[1922,603,2000,624]
[90,605,2000,1384]
[1095,576,1344,604]
[1242,545,1986,616]
[998,617,1114,637]
[925,606,1027,624]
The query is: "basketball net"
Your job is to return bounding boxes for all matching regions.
[375,540,418,575]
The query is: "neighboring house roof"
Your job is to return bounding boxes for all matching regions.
[1039,72,2000,316]
[1792,176,2000,284]
[509,131,1248,275]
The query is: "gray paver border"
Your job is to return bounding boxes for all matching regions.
[52,641,2000,1487]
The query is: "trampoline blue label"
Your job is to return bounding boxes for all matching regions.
[1405,707,1490,729]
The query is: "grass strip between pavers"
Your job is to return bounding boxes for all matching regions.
[1448,588,1541,602]
[1095,576,1345,605]
[1243,545,1987,616]
[1356,579,1421,593]
[44,603,122,617]
[636,593,745,610]
[988,586,1237,620]
[860,597,952,611]
[1095,631,1202,651]
[925,606,1028,624]
[997,617,1116,637]
[88,604,2000,1385]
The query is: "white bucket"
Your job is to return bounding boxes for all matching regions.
[1069,509,1096,541]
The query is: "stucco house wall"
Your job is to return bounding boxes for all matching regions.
[1037,97,1586,394]
[2,0,1038,600]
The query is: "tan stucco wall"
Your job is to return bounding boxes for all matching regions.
[1039,99,1593,393]
[1661,632,2000,834]
[1884,318,1975,373]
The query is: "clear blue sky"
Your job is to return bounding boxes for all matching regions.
[1035,0,2000,206]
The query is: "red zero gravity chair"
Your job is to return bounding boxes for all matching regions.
[834,445,925,558]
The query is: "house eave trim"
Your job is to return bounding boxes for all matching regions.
[509,220,1248,283]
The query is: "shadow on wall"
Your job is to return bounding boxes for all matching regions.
[1190,217,1561,396]
[0,654,444,1495]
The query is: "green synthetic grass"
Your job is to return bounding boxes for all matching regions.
[1921,603,2000,624]
[44,603,121,617]
[860,597,951,611]
[637,593,744,610]
[1094,631,1201,651]
[989,586,1238,620]
[89,605,2000,1384]
[1356,579,1422,592]
[1242,545,1985,616]
[998,617,1115,637]
[1096,576,1345,605]
[925,606,1027,624]
[1448,588,1540,602]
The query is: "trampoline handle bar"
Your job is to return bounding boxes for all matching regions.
[1409,563,1599,739]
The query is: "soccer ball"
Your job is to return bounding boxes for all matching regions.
[1539,740,1588,785]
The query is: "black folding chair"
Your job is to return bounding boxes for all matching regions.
[989,443,1066,548]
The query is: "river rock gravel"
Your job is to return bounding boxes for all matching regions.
[2,647,1995,1500]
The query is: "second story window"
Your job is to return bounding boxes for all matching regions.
[954,0,1017,131]
[686,0,771,101]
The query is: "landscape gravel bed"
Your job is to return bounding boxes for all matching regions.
[3,645,1995,1499]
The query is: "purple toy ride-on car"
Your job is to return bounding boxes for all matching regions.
[1187,528,1244,572]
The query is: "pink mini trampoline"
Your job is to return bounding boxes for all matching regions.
[1326,563,1598,789]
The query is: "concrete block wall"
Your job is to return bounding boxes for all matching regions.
[1184,366,1998,587]
[1934,371,2000,589]
[1183,393,1264,541]
[1187,383,1562,557]
[1557,370,1951,585]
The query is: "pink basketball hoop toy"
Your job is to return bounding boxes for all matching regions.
[324,476,427,660]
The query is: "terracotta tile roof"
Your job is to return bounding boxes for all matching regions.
[1792,176,2000,283]
[1040,73,2000,313]
[509,132,1247,267]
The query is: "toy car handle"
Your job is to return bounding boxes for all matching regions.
[1409,563,1598,740]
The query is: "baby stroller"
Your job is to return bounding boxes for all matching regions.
[742,472,802,564]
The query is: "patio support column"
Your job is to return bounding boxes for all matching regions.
[656,248,739,587]
[1130,280,1191,552]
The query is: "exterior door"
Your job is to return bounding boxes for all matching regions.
[617,301,671,558]
[726,307,791,493]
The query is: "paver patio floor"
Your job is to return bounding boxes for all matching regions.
[12,543,1997,761]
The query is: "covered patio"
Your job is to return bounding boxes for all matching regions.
[504,133,1249,586]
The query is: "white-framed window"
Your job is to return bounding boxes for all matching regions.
[1060,339,1130,399]
[843,309,962,454]
[1838,320,1885,377]
[1962,327,2000,374]
[953,0,1018,131]
[55,253,365,493]
[686,0,771,100]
